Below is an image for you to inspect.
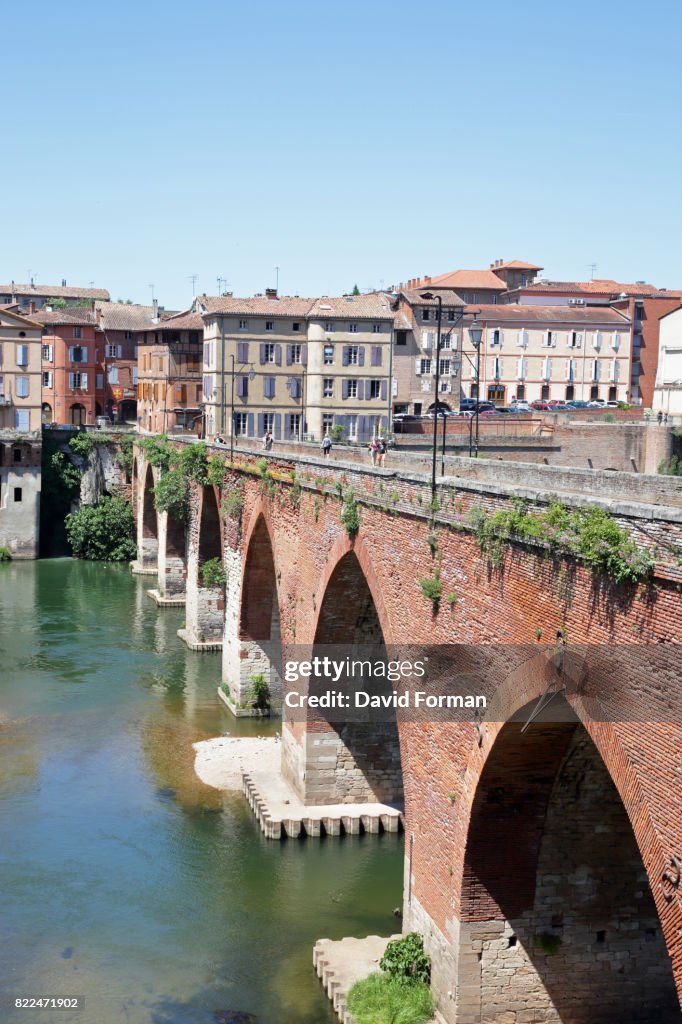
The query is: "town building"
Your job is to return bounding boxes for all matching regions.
[395,259,543,306]
[0,280,109,313]
[95,302,158,423]
[0,434,42,558]
[653,306,682,416]
[197,290,394,443]
[34,308,102,426]
[137,311,203,434]
[0,308,43,431]
[391,293,633,412]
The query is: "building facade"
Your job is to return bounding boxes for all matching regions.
[392,297,633,412]
[0,308,43,432]
[0,280,109,313]
[198,291,393,443]
[95,302,158,423]
[0,435,41,558]
[35,309,101,426]
[137,311,203,434]
[653,306,682,416]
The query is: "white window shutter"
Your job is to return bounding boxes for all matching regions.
[517,356,525,380]
[543,357,551,380]
[68,372,74,388]
[82,373,88,389]
[612,332,620,351]
[577,333,583,348]
[415,357,422,376]
[451,332,459,350]
[551,332,557,347]
[594,331,601,350]
[498,330,504,347]
[518,329,527,348]
[117,344,123,357]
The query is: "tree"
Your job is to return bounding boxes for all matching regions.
[65,494,136,561]
[352,284,360,295]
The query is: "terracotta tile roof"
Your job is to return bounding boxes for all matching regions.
[308,294,393,319]
[34,309,100,328]
[464,303,631,325]
[517,279,670,297]
[419,269,507,291]
[148,310,204,331]
[0,308,42,328]
[490,259,543,271]
[400,288,466,307]
[0,282,110,300]
[198,295,315,317]
[393,311,412,330]
[95,302,157,331]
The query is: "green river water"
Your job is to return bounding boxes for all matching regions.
[0,560,403,1024]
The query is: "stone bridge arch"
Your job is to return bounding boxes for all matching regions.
[282,536,404,808]
[404,649,682,1023]
[133,461,159,574]
[181,484,225,648]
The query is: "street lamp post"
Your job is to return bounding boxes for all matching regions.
[228,357,256,461]
[420,292,442,498]
[469,320,483,458]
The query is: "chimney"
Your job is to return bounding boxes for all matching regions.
[152,298,159,322]
[265,288,278,300]
[61,279,66,287]
[29,301,36,314]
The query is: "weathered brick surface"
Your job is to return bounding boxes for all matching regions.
[135,442,682,1020]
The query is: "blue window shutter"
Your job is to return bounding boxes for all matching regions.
[357,380,365,400]
[258,413,264,436]
[247,413,254,437]
[342,346,349,366]
[238,342,248,362]
[286,345,292,365]
[342,380,349,400]
[274,413,281,439]
[275,344,282,366]
[302,344,308,366]
[68,346,74,361]
[358,416,368,441]
[260,343,266,364]
[358,347,365,367]
[83,347,88,362]
[381,415,388,431]
[380,379,387,400]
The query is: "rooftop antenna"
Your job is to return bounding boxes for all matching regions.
[588,263,597,280]
[149,283,155,303]
[217,276,228,295]
[188,274,198,297]
[274,265,280,291]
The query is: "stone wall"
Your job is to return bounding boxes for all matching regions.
[0,438,41,558]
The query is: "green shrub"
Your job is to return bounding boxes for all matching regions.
[200,557,226,588]
[139,435,174,472]
[65,494,136,562]
[208,454,226,487]
[256,457,269,476]
[658,455,682,476]
[330,424,345,443]
[340,491,360,536]
[347,974,432,1024]
[180,441,209,484]
[153,467,190,522]
[602,412,615,423]
[222,489,243,520]
[380,932,431,985]
[69,432,115,457]
[419,570,442,611]
[0,547,11,562]
[246,673,270,710]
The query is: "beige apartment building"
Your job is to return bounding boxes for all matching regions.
[197,290,393,443]
[392,294,634,411]
[0,308,43,432]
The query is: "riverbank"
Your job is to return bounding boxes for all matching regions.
[193,734,280,789]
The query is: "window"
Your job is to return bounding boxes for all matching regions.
[287,413,301,439]
[239,320,248,330]
[236,375,249,399]
[106,344,121,358]
[96,373,104,389]
[0,375,3,396]
[74,326,82,339]
[42,344,53,361]
[124,331,133,341]
[324,344,334,364]
[132,368,138,385]
[396,331,407,346]
[292,322,301,333]
[566,384,575,401]
[69,345,86,363]
[608,385,617,401]
[264,343,276,363]
[421,309,431,321]
[324,322,334,332]
[347,345,359,365]
[346,415,357,440]
[439,359,450,376]
[289,344,302,364]
[16,376,29,398]
[14,487,22,502]
[369,379,381,399]
[516,384,525,400]
[491,329,501,347]
[488,384,505,403]
[237,342,249,363]
[263,377,276,399]
[372,324,381,334]
[420,358,431,375]
[108,366,119,384]
[43,371,53,388]
[447,309,457,322]
[347,379,358,398]
[541,384,550,400]
[543,331,554,347]
[590,384,599,401]
[370,345,383,366]
[16,344,29,366]
[203,375,214,399]
[13,447,22,463]
[441,335,450,350]
[234,412,248,436]
[569,331,582,349]
[323,378,334,398]
[265,321,274,332]
[322,413,334,433]
[346,323,357,334]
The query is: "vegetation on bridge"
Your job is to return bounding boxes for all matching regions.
[65,495,137,562]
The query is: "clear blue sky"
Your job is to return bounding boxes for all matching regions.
[3,0,681,309]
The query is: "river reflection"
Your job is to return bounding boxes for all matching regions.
[0,560,402,1024]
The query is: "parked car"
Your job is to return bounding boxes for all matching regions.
[455,409,475,418]
[566,400,589,409]
[530,401,552,411]
[605,401,620,408]
[510,401,531,412]
[393,413,422,433]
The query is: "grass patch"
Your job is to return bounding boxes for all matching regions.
[347,973,433,1024]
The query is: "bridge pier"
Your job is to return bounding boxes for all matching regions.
[179,484,225,649]
[132,461,158,575]
[150,509,186,605]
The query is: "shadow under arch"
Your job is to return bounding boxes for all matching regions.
[294,546,404,807]
[455,693,680,1023]
[237,511,282,707]
[197,484,222,571]
[141,463,158,566]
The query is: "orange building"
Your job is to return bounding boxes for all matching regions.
[95,302,158,423]
[35,309,101,426]
[137,311,203,433]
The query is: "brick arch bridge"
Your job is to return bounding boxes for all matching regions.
[133,439,682,1023]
